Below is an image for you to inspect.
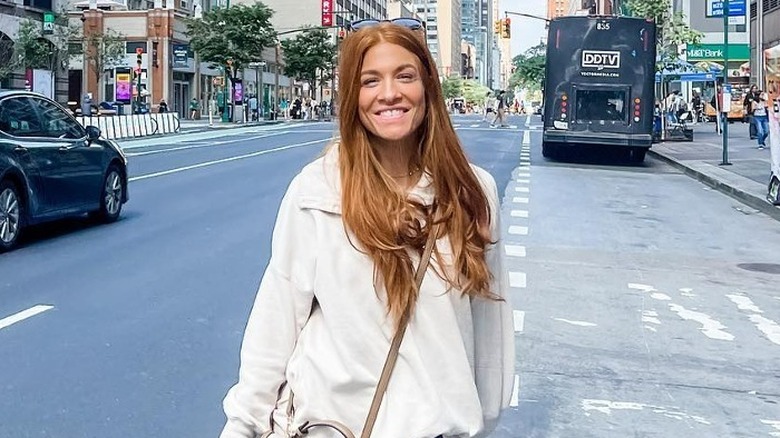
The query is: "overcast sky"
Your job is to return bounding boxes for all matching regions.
[499,0,548,57]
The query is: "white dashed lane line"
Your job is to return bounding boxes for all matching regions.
[0,305,54,331]
[504,245,526,257]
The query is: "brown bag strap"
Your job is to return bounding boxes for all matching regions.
[360,223,441,438]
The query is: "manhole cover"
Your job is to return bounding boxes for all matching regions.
[737,263,780,275]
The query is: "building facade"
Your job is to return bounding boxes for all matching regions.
[0,0,70,103]
[750,0,780,103]
[388,0,415,18]
[460,0,494,86]
[71,0,293,118]
[412,0,462,78]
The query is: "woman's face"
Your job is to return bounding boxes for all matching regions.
[358,42,426,145]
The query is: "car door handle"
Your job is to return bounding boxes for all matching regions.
[58,145,74,152]
[13,145,27,153]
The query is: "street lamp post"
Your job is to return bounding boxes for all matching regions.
[721,0,731,166]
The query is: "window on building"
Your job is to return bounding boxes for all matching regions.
[23,0,52,10]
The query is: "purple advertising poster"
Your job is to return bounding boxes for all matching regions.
[233,79,243,105]
[116,73,132,103]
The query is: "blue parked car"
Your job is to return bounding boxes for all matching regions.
[0,91,129,252]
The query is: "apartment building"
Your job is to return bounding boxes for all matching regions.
[414,0,461,78]
[388,0,415,18]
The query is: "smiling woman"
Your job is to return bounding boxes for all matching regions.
[220,22,514,438]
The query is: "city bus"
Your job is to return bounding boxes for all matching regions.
[542,15,657,162]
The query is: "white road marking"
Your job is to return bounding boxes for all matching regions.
[508,272,527,288]
[628,283,656,292]
[726,294,763,313]
[668,303,734,341]
[126,132,289,156]
[470,123,480,127]
[553,318,597,327]
[508,226,529,235]
[0,305,54,331]
[644,325,658,332]
[581,399,710,425]
[522,130,530,145]
[515,187,530,193]
[510,375,520,407]
[512,197,529,204]
[504,244,526,257]
[516,172,530,178]
[510,210,528,218]
[760,419,780,437]
[525,115,531,126]
[747,315,780,345]
[513,310,525,333]
[650,292,672,301]
[129,137,330,182]
[641,310,660,325]
[516,178,530,184]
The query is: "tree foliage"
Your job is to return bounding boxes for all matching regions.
[186,3,277,78]
[440,75,463,99]
[15,20,54,70]
[0,32,17,83]
[281,28,336,96]
[83,28,125,87]
[623,0,703,69]
[509,43,546,92]
[461,79,490,104]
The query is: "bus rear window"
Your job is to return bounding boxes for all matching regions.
[575,90,627,122]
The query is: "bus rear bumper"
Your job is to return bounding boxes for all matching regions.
[543,130,653,148]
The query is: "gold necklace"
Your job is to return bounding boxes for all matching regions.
[390,166,421,179]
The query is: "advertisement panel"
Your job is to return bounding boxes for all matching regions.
[173,44,189,68]
[115,68,133,104]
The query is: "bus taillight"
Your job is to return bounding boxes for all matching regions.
[560,94,568,119]
[634,98,641,122]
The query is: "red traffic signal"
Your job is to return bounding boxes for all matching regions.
[135,47,144,55]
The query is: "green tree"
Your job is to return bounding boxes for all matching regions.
[508,43,546,92]
[440,75,463,99]
[83,28,126,99]
[185,3,277,80]
[623,0,703,70]
[0,32,17,83]
[460,79,490,104]
[15,19,54,70]
[280,27,336,98]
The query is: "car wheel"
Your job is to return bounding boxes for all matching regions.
[0,180,23,252]
[96,165,123,223]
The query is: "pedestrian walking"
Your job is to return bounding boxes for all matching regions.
[219,18,513,438]
[248,94,259,121]
[491,90,508,128]
[744,84,759,139]
[158,99,168,113]
[482,91,494,122]
[189,97,200,119]
[751,91,770,150]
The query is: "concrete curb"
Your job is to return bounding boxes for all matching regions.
[648,149,780,222]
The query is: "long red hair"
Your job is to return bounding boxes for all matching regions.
[337,24,495,328]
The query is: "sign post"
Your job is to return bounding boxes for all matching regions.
[721,0,731,166]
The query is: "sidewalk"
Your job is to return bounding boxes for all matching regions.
[177,116,329,133]
[649,121,780,221]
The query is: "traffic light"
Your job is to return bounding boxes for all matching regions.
[494,20,501,35]
[136,47,143,67]
[501,18,511,39]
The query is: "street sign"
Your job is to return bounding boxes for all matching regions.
[42,12,54,35]
[706,0,746,24]
[321,0,333,26]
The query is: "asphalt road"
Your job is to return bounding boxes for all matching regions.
[1,114,779,437]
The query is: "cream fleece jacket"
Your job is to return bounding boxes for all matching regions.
[221,148,514,438]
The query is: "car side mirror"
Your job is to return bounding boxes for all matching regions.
[85,125,101,142]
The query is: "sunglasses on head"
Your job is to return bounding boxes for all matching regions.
[348,18,425,32]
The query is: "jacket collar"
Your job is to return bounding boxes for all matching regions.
[297,145,435,215]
